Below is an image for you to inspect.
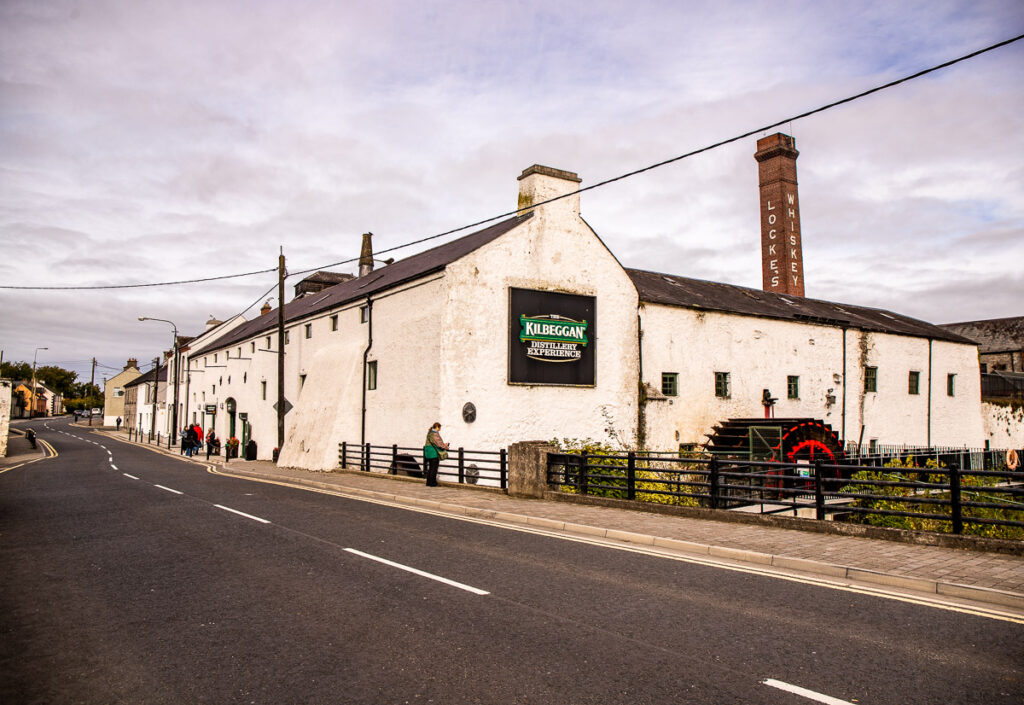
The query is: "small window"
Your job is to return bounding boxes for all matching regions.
[212,385,216,394]
[864,366,877,393]
[243,373,246,384]
[367,360,377,390]
[237,347,241,357]
[285,330,290,345]
[908,371,920,395]
[868,438,879,454]
[980,363,988,373]
[947,373,956,397]
[261,381,267,400]
[305,323,312,339]
[265,336,271,349]
[330,314,338,331]
[300,374,307,389]
[714,371,730,398]
[251,342,256,353]
[787,375,799,400]
[360,306,368,323]
[213,353,217,363]
[661,373,678,396]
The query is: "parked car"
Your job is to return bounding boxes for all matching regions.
[91,408,102,417]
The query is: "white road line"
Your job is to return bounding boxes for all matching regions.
[123,473,139,480]
[344,548,490,596]
[110,464,118,471]
[214,504,271,524]
[762,679,856,705]
[154,484,183,495]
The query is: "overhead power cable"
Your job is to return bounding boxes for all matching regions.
[1,32,1020,293]
[0,267,277,291]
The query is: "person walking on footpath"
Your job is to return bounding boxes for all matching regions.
[180,426,190,455]
[423,422,448,487]
[206,428,218,460]
[183,426,196,457]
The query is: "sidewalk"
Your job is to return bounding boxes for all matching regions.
[0,429,48,471]
[110,431,1024,612]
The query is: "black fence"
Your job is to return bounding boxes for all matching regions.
[842,444,1011,471]
[547,451,1024,537]
[339,441,507,490]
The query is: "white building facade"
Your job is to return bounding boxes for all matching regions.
[178,164,984,470]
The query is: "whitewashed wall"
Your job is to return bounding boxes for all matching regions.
[438,173,639,452]
[981,402,1024,449]
[640,303,984,451]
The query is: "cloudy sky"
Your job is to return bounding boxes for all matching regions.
[1,0,1022,384]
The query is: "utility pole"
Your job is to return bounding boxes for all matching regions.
[277,248,286,452]
[88,357,96,426]
[150,357,160,439]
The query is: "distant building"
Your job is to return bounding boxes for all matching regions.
[103,358,142,426]
[940,316,1024,374]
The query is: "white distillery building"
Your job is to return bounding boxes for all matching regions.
[179,157,983,471]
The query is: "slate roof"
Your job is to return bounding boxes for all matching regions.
[191,213,533,357]
[938,316,1024,354]
[627,268,975,345]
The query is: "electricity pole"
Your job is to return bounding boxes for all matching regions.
[88,357,96,426]
[277,248,286,451]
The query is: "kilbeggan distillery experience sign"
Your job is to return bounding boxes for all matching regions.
[509,287,595,386]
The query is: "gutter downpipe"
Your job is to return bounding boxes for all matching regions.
[927,338,933,448]
[841,326,847,449]
[360,296,373,469]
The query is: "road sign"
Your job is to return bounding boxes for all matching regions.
[273,399,293,415]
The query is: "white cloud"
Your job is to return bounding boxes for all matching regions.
[1,0,1022,378]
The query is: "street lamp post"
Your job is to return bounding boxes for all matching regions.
[30,347,48,419]
[139,317,179,444]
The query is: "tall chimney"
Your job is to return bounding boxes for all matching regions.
[755,133,805,297]
[359,232,374,277]
[125,358,138,371]
[260,300,272,316]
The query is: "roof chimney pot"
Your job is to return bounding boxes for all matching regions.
[359,232,374,277]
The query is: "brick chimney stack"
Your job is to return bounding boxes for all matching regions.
[359,232,374,277]
[755,133,805,297]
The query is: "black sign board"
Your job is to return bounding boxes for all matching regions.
[509,287,595,386]
[204,404,216,414]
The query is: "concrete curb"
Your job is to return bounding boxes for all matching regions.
[217,465,1024,612]
[96,432,1024,613]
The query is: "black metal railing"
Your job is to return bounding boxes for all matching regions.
[547,451,1024,536]
[339,441,507,490]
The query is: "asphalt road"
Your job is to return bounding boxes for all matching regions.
[2,417,1021,704]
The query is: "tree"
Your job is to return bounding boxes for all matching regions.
[1,361,32,381]
[36,365,79,398]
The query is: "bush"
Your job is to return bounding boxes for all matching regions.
[841,457,1024,539]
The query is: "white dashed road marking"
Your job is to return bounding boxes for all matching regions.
[215,505,271,524]
[154,485,183,495]
[123,474,139,480]
[344,548,490,596]
[762,679,856,705]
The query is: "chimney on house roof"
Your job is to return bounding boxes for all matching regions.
[755,133,805,297]
[260,299,272,316]
[359,232,374,277]
[205,316,222,331]
[517,164,581,218]
[125,358,138,371]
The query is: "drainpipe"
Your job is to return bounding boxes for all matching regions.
[636,313,644,449]
[927,338,933,447]
[360,296,373,461]
[841,327,848,447]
